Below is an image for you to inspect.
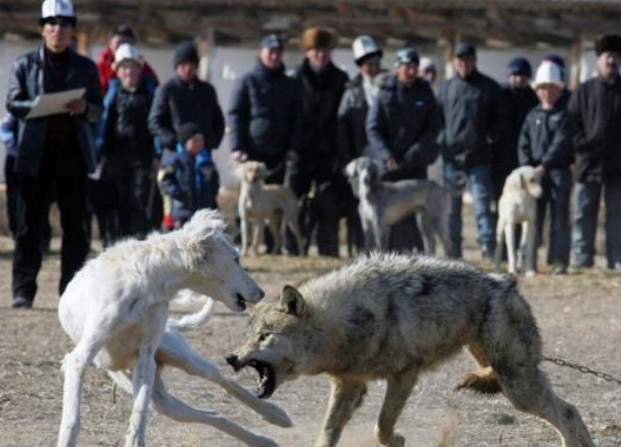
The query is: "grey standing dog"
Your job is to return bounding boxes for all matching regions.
[228,252,595,447]
[345,157,464,255]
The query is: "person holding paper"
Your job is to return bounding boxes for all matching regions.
[6,0,102,309]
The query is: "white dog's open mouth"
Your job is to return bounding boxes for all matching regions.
[236,293,247,311]
[246,360,276,399]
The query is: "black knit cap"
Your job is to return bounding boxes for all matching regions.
[173,40,199,67]
[113,24,135,40]
[177,122,202,146]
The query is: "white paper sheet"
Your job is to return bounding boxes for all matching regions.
[25,88,86,119]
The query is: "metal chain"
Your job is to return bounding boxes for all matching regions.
[543,356,621,386]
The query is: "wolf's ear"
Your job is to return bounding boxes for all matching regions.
[277,285,306,317]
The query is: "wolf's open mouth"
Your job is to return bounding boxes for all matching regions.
[247,360,276,399]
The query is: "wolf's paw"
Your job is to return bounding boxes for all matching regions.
[375,427,405,447]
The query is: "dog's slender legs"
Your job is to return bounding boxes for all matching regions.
[268,214,282,254]
[315,378,367,447]
[497,368,595,447]
[494,218,505,272]
[150,371,280,447]
[252,220,265,255]
[416,213,436,255]
[240,213,250,256]
[124,343,158,447]
[156,330,292,428]
[505,223,518,274]
[58,334,106,447]
[374,366,419,447]
[524,220,537,276]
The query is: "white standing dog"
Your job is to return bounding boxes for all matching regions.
[495,166,543,276]
[238,161,303,256]
[57,210,291,447]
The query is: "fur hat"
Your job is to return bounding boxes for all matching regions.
[595,34,621,56]
[300,27,338,51]
[173,41,199,67]
[177,122,202,146]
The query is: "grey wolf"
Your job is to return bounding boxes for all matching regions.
[57,210,291,447]
[228,252,594,447]
[494,166,543,276]
[238,161,303,256]
[345,157,462,255]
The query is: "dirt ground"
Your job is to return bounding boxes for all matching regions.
[1,222,620,447]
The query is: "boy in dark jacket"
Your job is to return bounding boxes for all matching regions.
[518,61,574,274]
[158,122,219,229]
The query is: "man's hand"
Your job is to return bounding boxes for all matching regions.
[535,165,546,176]
[66,98,87,116]
[231,150,248,163]
[386,157,398,171]
[286,150,299,163]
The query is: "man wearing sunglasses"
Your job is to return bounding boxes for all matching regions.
[6,0,102,309]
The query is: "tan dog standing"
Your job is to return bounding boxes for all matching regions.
[495,166,543,276]
[238,161,303,256]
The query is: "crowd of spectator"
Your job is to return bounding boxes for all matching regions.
[4,0,621,309]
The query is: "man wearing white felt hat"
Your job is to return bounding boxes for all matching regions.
[6,0,103,309]
[517,60,574,274]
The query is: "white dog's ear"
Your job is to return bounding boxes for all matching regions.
[344,160,357,179]
[277,285,306,317]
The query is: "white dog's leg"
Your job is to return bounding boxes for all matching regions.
[124,343,158,447]
[58,335,106,447]
[240,213,250,256]
[150,369,281,447]
[157,330,293,428]
[252,220,265,255]
[268,216,282,254]
[285,214,304,257]
[524,220,536,277]
[505,224,518,275]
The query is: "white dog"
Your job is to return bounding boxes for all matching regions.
[57,210,291,447]
[238,161,303,256]
[495,166,543,276]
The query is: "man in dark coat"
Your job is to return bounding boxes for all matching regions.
[228,34,301,185]
[337,34,385,254]
[569,34,621,270]
[491,56,538,202]
[438,41,508,259]
[148,40,225,156]
[366,47,440,252]
[293,27,349,257]
[6,0,102,308]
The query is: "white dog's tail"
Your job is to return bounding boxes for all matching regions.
[167,292,215,332]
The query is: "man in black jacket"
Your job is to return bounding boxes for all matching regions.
[148,40,225,160]
[569,34,621,270]
[438,42,508,259]
[491,57,538,202]
[6,0,102,308]
[228,34,301,185]
[366,47,440,251]
[294,27,349,257]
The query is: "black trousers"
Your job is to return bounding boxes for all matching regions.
[109,164,151,240]
[13,167,89,300]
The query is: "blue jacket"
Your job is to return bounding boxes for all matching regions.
[158,144,219,222]
[0,114,18,158]
[6,46,102,176]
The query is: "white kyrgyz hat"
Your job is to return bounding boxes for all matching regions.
[352,35,382,65]
[41,0,75,19]
[113,43,143,70]
[532,61,564,88]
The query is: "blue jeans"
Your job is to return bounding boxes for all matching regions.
[572,182,621,268]
[444,162,496,258]
[535,169,572,269]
